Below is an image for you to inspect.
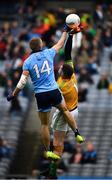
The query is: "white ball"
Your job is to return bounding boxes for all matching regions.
[66,14,80,26]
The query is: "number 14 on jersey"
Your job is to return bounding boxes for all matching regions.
[33,60,51,78]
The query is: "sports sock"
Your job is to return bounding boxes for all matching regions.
[74,128,80,137]
[49,161,57,178]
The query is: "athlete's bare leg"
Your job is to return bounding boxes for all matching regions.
[57,100,78,131]
[38,111,50,150]
[38,111,62,161]
[56,100,84,143]
[53,130,66,157]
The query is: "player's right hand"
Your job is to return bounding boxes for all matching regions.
[7,93,14,101]
[63,24,72,32]
[79,23,84,30]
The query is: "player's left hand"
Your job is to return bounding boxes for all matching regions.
[63,24,72,32]
[7,93,14,101]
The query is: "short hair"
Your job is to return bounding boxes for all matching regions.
[29,38,42,51]
[62,64,74,79]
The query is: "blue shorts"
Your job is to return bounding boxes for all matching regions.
[35,89,63,112]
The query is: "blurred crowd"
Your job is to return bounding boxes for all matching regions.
[32,138,97,177]
[64,139,97,165]
[0,137,13,160]
[0,1,112,175]
[0,2,112,112]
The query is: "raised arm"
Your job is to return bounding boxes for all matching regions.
[53,23,83,53]
[64,34,73,62]
[64,24,83,67]
[52,31,67,52]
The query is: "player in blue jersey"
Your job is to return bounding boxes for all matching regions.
[7,26,84,161]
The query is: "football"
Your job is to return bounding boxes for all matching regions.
[66,14,80,28]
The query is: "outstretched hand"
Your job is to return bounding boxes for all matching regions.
[7,93,14,101]
[63,24,72,32]
[63,23,84,35]
[69,24,84,35]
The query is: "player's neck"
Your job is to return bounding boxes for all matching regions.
[62,76,69,80]
[31,49,42,54]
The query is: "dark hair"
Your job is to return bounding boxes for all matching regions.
[29,38,42,51]
[62,64,74,79]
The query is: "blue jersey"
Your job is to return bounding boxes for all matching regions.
[23,48,58,93]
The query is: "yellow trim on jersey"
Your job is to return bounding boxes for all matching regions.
[64,60,74,68]
[57,73,78,111]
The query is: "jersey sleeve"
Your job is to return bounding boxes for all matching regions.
[48,48,56,59]
[64,35,74,68]
[23,60,30,71]
[64,35,73,61]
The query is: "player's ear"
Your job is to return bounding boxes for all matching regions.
[58,65,63,75]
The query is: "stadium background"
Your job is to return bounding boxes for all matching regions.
[0,0,112,179]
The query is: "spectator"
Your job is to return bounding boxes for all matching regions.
[56,7,66,27]
[108,82,112,94]
[32,144,50,178]
[97,73,109,90]
[0,72,6,87]
[0,138,13,159]
[106,4,112,22]
[62,138,74,166]
[86,55,99,75]
[0,2,112,176]
[69,144,83,164]
[108,150,112,162]
[9,97,22,114]
[78,67,94,85]
[93,4,104,27]
[0,37,7,61]
[109,53,112,80]
[57,159,68,175]
[32,145,68,178]
[4,79,13,96]
[63,138,74,154]
[32,16,50,36]
[78,83,88,103]
[102,28,112,47]
[82,141,97,164]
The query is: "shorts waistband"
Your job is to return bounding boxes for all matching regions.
[69,106,78,112]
